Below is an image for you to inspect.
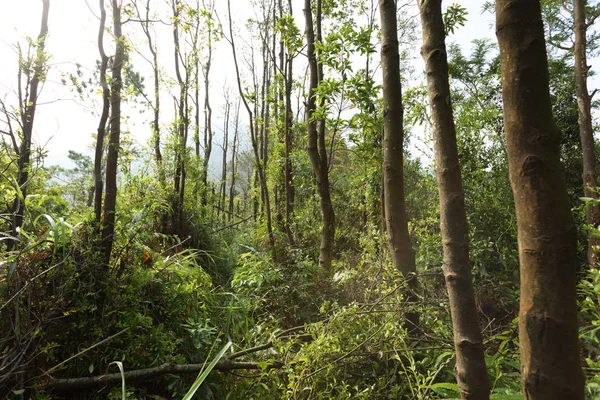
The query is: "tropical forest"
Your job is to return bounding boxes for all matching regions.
[2,0,600,399]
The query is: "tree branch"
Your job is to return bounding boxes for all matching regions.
[46,359,283,392]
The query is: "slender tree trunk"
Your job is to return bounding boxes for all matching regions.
[137,0,163,183]
[201,28,213,206]
[101,0,124,264]
[418,0,490,398]
[378,0,416,286]
[284,0,295,245]
[172,0,183,196]
[574,0,600,269]
[227,0,275,247]
[171,0,190,235]
[150,26,163,183]
[496,1,584,398]
[8,0,50,250]
[94,0,109,226]
[229,100,240,222]
[305,0,335,275]
[219,96,231,220]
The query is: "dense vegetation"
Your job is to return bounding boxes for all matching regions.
[2,0,600,399]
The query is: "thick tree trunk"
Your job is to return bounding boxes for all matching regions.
[94,0,109,226]
[574,0,600,269]
[305,0,335,275]
[9,0,50,250]
[378,0,416,286]
[101,0,124,264]
[418,0,490,398]
[496,1,584,398]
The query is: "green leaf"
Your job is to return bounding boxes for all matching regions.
[490,394,524,400]
[422,381,459,393]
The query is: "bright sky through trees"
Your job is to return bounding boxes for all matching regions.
[0,0,592,169]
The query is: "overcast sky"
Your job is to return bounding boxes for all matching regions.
[0,0,584,175]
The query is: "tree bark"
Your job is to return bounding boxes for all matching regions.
[93,0,109,226]
[574,0,600,269]
[496,1,584,398]
[378,0,416,291]
[418,0,490,398]
[101,0,124,264]
[305,0,335,275]
[9,0,50,249]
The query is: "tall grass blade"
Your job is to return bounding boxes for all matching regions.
[108,361,126,400]
[182,341,232,400]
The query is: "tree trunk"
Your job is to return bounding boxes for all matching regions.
[227,0,275,247]
[101,0,124,264]
[418,0,490,398]
[278,0,295,245]
[94,0,109,226]
[378,0,416,289]
[219,96,231,221]
[496,1,584,398]
[201,21,213,206]
[171,0,190,235]
[284,40,295,245]
[574,0,600,269]
[9,0,50,250]
[305,0,335,275]
[229,100,240,222]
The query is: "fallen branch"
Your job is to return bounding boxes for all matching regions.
[46,359,283,392]
[44,325,315,392]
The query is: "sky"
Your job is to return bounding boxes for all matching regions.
[0,0,585,175]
